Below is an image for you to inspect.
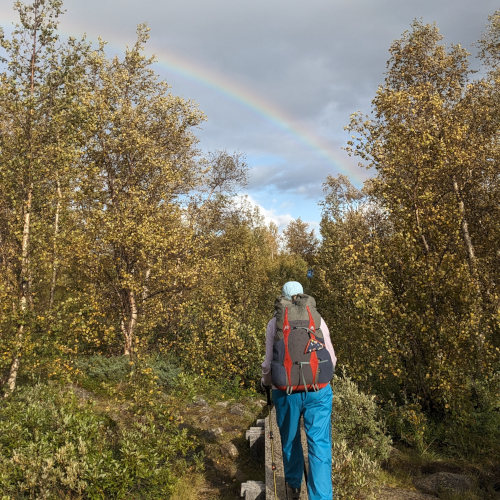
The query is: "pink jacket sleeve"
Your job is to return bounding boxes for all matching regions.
[320,318,337,367]
[261,317,276,386]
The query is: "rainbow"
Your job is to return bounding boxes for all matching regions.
[1,12,365,184]
[149,46,365,184]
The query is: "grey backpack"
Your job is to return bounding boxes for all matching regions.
[271,294,334,393]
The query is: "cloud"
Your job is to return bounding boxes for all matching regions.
[18,0,494,230]
[56,0,497,163]
[234,194,322,236]
[234,194,294,230]
[60,0,497,121]
[248,159,329,196]
[246,143,363,195]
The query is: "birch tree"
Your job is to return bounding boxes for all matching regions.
[339,19,498,412]
[73,26,205,356]
[0,0,88,394]
[283,217,318,264]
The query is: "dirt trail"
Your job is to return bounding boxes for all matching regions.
[373,486,437,499]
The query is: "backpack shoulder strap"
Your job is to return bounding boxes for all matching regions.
[274,296,293,340]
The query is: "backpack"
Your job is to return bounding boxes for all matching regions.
[271,294,334,393]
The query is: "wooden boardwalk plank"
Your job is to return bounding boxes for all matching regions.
[265,407,308,499]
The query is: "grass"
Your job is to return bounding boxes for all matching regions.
[170,473,207,500]
[5,355,499,499]
[74,354,268,499]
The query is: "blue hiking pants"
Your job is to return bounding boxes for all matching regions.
[273,384,333,500]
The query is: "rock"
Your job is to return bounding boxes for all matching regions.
[222,442,239,459]
[382,446,414,474]
[230,403,247,416]
[375,486,437,499]
[240,480,265,500]
[421,461,463,475]
[414,472,474,496]
[68,384,93,401]
[205,427,223,441]
[193,396,208,407]
[228,463,238,479]
[200,415,210,424]
[216,401,229,408]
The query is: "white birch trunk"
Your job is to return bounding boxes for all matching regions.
[414,203,430,255]
[4,2,39,395]
[49,178,62,309]
[122,289,138,356]
[5,187,32,396]
[452,176,479,282]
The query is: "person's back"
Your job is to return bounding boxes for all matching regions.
[261,281,336,500]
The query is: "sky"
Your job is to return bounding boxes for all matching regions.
[0,0,497,232]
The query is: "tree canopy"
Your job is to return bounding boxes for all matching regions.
[0,1,498,473]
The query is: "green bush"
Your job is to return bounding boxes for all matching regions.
[75,354,183,392]
[384,400,429,453]
[331,441,379,499]
[331,376,391,499]
[382,376,500,459]
[433,377,500,458]
[0,383,196,499]
[75,355,131,383]
[146,354,182,390]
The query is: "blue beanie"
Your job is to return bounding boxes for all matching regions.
[282,281,303,300]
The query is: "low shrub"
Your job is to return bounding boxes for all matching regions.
[382,376,500,460]
[0,383,197,499]
[384,400,429,453]
[433,377,500,459]
[146,354,182,390]
[74,354,183,395]
[331,440,379,498]
[331,376,391,499]
[75,355,131,383]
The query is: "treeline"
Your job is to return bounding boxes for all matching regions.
[312,18,499,452]
[0,0,499,457]
[0,0,306,396]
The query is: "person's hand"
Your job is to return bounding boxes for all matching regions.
[259,378,270,393]
[261,380,273,407]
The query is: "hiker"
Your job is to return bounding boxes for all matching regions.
[262,281,336,500]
